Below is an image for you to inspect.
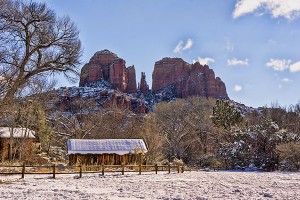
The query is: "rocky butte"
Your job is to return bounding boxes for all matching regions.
[79,49,137,93]
[79,50,228,100]
[152,57,228,99]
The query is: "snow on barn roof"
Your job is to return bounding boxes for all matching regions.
[67,139,148,155]
[0,127,35,138]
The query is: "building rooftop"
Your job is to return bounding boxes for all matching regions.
[67,139,148,155]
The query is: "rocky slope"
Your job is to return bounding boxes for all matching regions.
[47,83,148,114]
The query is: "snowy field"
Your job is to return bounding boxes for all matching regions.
[1,171,300,199]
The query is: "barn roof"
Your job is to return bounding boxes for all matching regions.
[67,139,148,155]
[0,127,35,138]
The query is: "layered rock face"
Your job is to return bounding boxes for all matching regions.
[79,50,137,93]
[152,58,190,92]
[152,58,228,99]
[126,66,137,93]
[109,58,127,92]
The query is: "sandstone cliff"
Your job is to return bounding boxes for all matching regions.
[152,57,228,99]
[79,50,137,93]
[126,66,137,94]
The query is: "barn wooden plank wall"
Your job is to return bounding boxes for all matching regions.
[69,153,145,166]
[0,138,35,162]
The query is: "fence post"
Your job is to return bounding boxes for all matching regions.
[121,164,124,175]
[102,164,104,176]
[139,164,142,175]
[21,162,25,179]
[168,164,171,174]
[52,164,56,179]
[79,165,82,178]
[155,164,158,174]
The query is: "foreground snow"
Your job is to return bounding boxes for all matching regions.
[1,171,300,199]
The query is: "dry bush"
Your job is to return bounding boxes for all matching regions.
[276,142,300,171]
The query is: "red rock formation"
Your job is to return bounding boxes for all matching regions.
[139,72,149,93]
[136,103,148,114]
[152,58,228,99]
[79,50,118,86]
[80,50,228,101]
[109,58,127,92]
[102,92,132,110]
[79,50,132,93]
[152,58,190,92]
[126,66,137,93]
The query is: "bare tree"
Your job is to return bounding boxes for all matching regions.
[153,100,195,161]
[140,113,165,164]
[186,97,217,155]
[0,0,81,102]
[50,98,98,140]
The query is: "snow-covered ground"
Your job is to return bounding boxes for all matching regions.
[1,171,300,199]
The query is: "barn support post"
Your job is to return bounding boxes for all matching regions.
[121,164,124,175]
[102,164,105,175]
[138,153,142,175]
[139,164,142,175]
[21,162,25,179]
[79,165,82,178]
[52,164,56,179]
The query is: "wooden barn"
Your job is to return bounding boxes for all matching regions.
[67,139,148,165]
[0,127,36,162]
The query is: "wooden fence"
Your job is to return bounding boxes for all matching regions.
[0,164,185,179]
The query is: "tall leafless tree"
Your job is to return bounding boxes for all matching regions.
[0,0,81,103]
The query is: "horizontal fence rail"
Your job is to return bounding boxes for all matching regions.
[0,164,186,179]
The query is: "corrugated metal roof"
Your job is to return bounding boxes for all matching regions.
[0,127,35,138]
[67,139,148,155]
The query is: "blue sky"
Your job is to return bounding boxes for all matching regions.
[38,0,300,108]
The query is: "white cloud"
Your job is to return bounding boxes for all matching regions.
[266,59,291,71]
[282,78,292,82]
[233,0,300,20]
[173,39,193,54]
[266,59,300,72]
[227,58,249,66]
[290,61,300,72]
[193,57,215,65]
[183,39,193,51]
[234,84,243,92]
[173,41,184,54]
